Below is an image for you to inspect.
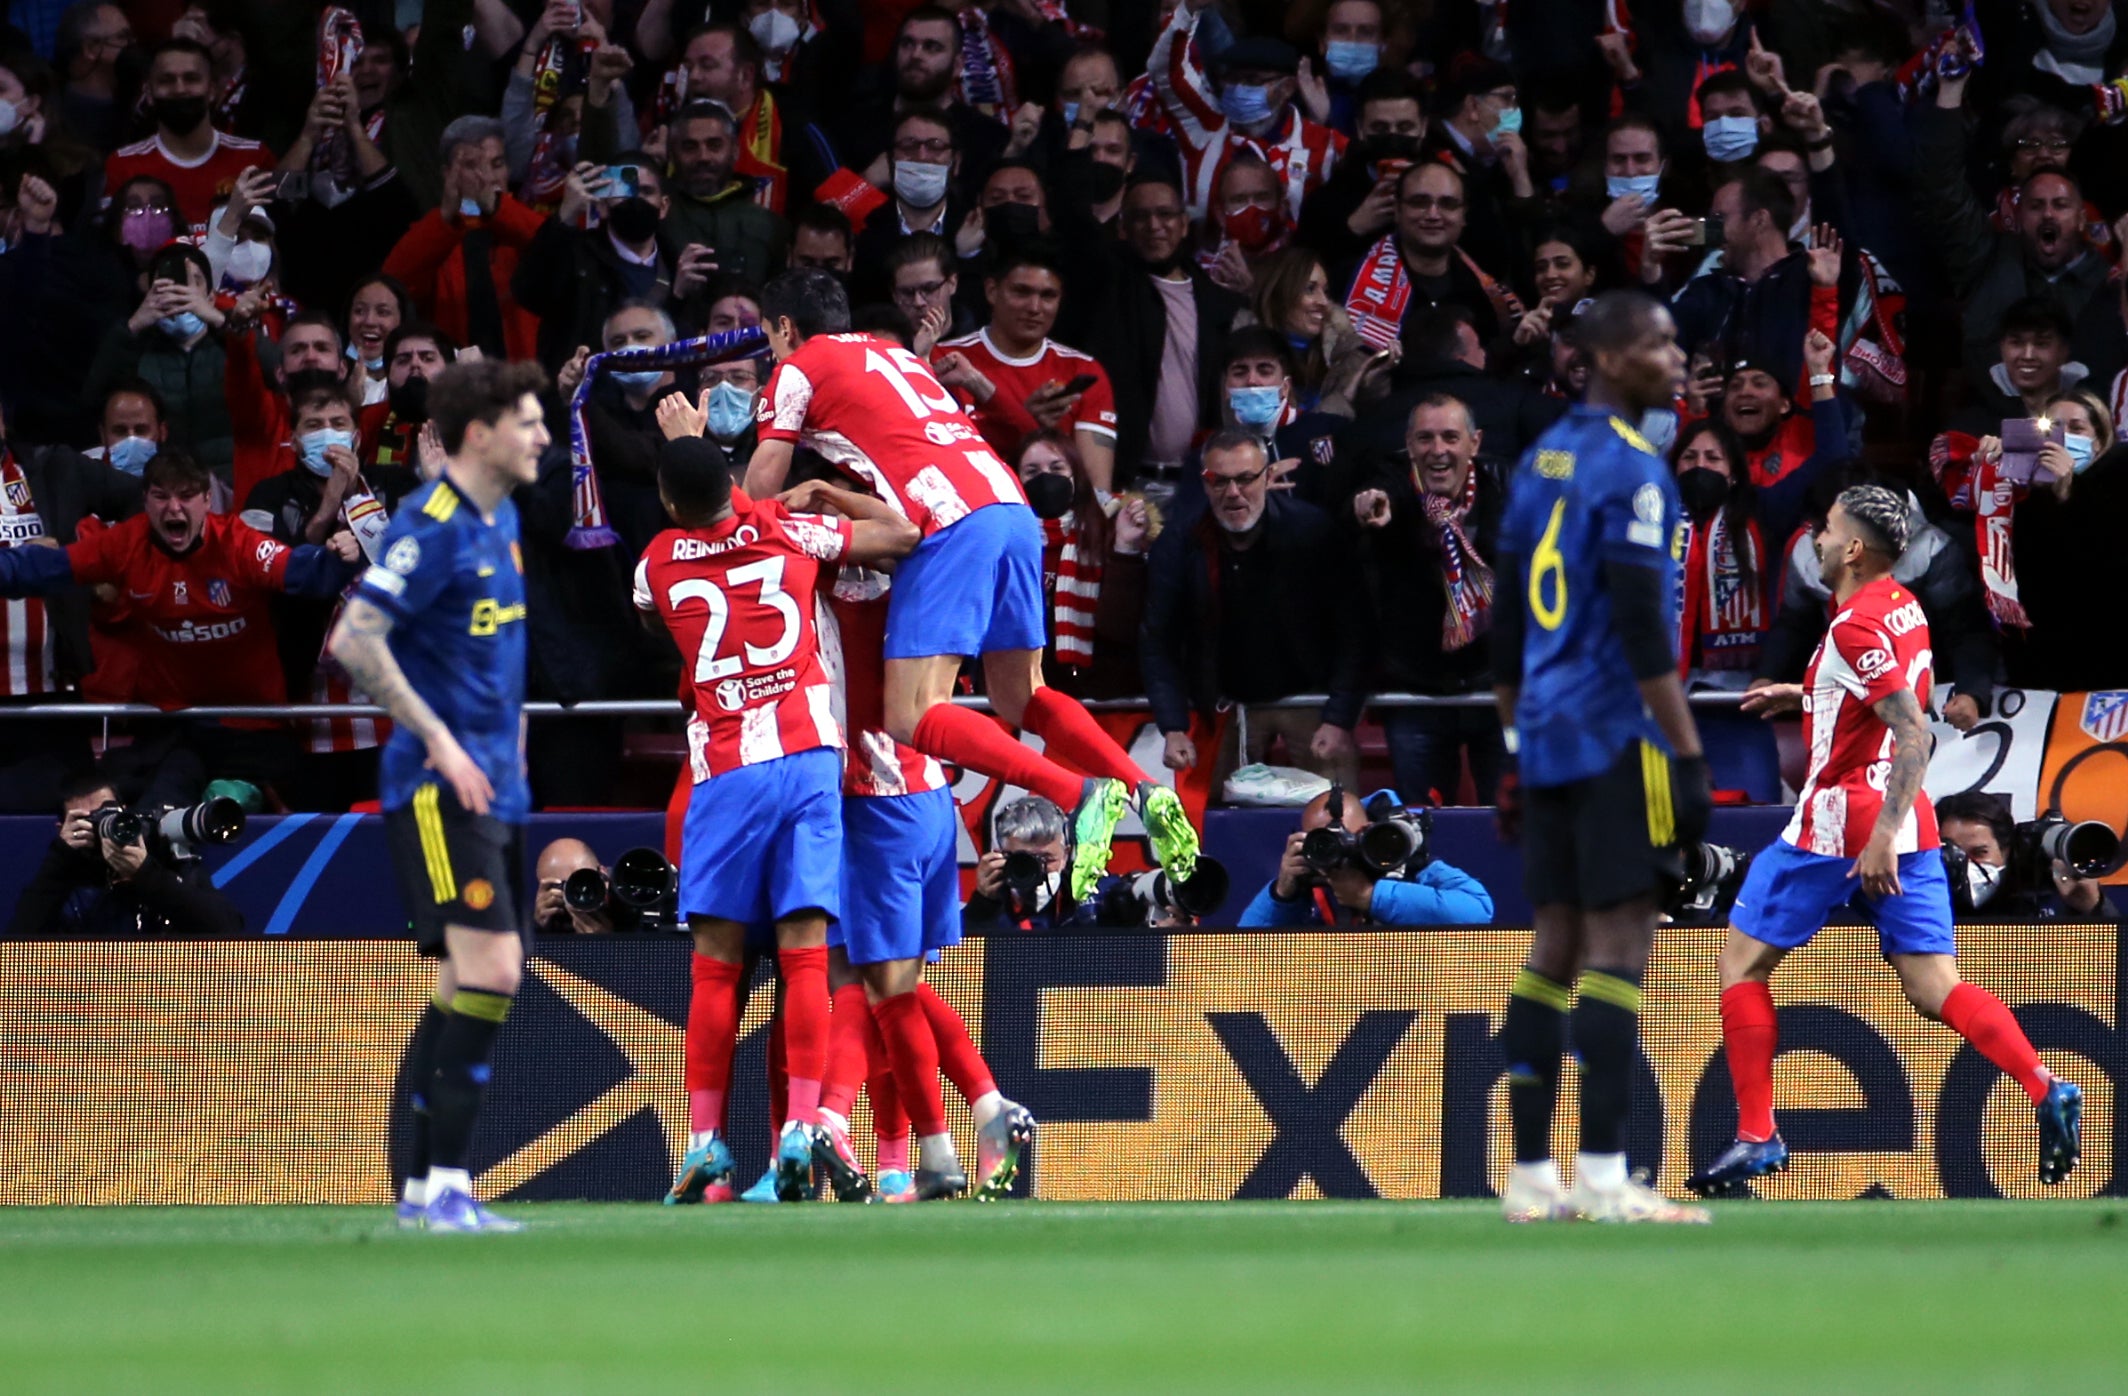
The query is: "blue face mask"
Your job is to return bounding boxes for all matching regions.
[1606,172,1662,203]
[1061,100,1080,127]
[1638,406,1679,457]
[297,427,355,476]
[1324,40,1379,82]
[1491,105,1522,138]
[1220,83,1275,127]
[1702,115,1759,162]
[108,435,158,475]
[157,311,205,341]
[705,381,757,440]
[611,368,666,392]
[459,198,486,219]
[1227,385,1283,429]
[2066,433,2097,472]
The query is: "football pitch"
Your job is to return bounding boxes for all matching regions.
[2,1201,2122,1392]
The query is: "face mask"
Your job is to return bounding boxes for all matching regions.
[458,197,486,219]
[1324,41,1379,82]
[893,159,951,208]
[1962,855,2002,909]
[1677,465,1730,520]
[1022,471,1074,519]
[1222,203,1287,253]
[748,7,802,53]
[108,435,158,474]
[705,381,756,440]
[225,239,273,285]
[151,95,210,135]
[1491,105,1523,139]
[1606,172,1661,203]
[388,376,429,422]
[2066,433,2097,472]
[1027,868,1062,914]
[984,202,1042,246]
[1220,83,1275,127]
[611,368,665,392]
[1061,100,1080,127]
[606,196,660,245]
[1085,161,1126,203]
[349,345,384,372]
[297,427,355,475]
[1702,115,1759,163]
[0,99,19,138]
[1639,406,1679,457]
[120,208,176,252]
[1358,133,1421,170]
[157,311,205,340]
[1684,0,1740,46]
[1228,384,1283,428]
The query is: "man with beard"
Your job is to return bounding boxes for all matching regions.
[513,156,683,377]
[360,324,454,474]
[1917,66,2110,388]
[660,100,788,285]
[851,110,971,283]
[103,38,270,237]
[1671,170,1838,396]
[224,309,352,505]
[836,6,1007,207]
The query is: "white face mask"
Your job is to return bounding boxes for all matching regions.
[225,239,273,285]
[1684,0,1739,46]
[893,159,951,208]
[748,7,802,54]
[1963,856,2002,908]
[0,98,20,138]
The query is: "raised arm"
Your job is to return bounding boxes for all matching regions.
[780,480,920,565]
[328,596,493,814]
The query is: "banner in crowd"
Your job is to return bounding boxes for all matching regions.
[0,928,2115,1206]
[1928,689,2128,883]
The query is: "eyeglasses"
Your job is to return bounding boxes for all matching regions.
[892,279,949,304]
[1201,466,1269,493]
[699,368,759,389]
[2014,137,2072,152]
[894,138,952,159]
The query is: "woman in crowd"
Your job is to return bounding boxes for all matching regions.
[1250,247,1394,417]
[84,242,235,478]
[1015,430,1156,700]
[344,275,412,407]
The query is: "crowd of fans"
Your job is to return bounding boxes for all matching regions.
[2,0,2127,818]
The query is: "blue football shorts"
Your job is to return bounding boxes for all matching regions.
[679,747,844,926]
[882,501,1047,660]
[832,787,962,965]
[1730,838,1957,958]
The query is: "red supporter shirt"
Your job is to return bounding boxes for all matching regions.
[64,512,294,708]
[932,329,1118,460]
[104,131,272,238]
[1783,576,1938,859]
[634,495,853,781]
[828,575,948,799]
[758,333,1029,537]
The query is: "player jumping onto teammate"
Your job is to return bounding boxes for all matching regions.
[1491,291,1715,1224]
[740,269,1197,902]
[1688,485,2082,1197]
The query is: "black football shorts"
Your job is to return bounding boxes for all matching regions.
[385,781,525,955]
[1522,739,1688,911]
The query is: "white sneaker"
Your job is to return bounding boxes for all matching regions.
[1222,763,1331,807]
[1568,1171,1712,1224]
[1500,1168,1572,1223]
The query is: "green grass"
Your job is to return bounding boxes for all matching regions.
[1,1202,2124,1392]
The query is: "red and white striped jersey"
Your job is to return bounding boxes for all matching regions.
[758,333,1028,537]
[634,495,852,783]
[0,456,56,697]
[1782,576,1938,858]
[827,573,947,799]
[1147,5,1345,222]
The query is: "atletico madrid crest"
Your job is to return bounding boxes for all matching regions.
[2078,691,2128,744]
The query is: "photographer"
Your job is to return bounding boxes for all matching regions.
[11,771,243,936]
[965,796,1086,929]
[531,837,674,935]
[1240,787,1494,927]
[1936,792,2119,924]
[532,838,618,936]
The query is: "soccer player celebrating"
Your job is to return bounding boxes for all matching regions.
[328,359,550,1233]
[1688,486,2083,1197]
[643,424,921,1206]
[740,269,1198,902]
[1491,291,1716,1225]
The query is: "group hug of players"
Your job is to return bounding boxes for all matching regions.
[307,273,2082,1230]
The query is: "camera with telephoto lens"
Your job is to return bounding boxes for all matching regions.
[1086,857,1231,927]
[1300,787,1432,877]
[998,849,1054,920]
[563,847,678,930]
[1665,841,1753,922]
[89,797,247,861]
[2018,814,2122,880]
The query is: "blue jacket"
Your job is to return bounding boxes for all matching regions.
[1238,861,1495,927]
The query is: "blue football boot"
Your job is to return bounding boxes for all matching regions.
[774,1122,817,1201]
[665,1135,737,1205]
[422,1187,523,1233]
[739,1166,781,1203]
[2038,1078,2083,1184]
[394,1198,426,1230]
[877,1169,918,1204]
[1684,1136,1789,1198]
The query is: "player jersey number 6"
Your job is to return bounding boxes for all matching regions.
[1529,499,1569,631]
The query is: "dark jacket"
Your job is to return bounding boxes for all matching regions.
[512,218,679,376]
[1670,250,1823,393]
[1350,459,1506,696]
[1330,246,1504,367]
[83,325,234,474]
[2003,446,2128,692]
[11,841,243,936]
[14,445,143,687]
[516,438,670,706]
[1348,368,1566,473]
[273,169,422,326]
[1140,493,1364,733]
[1068,254,1245,487]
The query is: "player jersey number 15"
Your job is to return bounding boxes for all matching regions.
[1529,499,1569,631]
[863,345,1024,499]
[669,557,798,682]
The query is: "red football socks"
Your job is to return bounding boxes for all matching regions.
[1941,982,2052,1104]
[919,981,997,1103]
[912,703,1084,811]
[685,954,743,1134]
[821,981,871,1121]
[1720,981,1780,1142]
[865,1008,908,1138]
[1020,687,1147,787]
[779,945,829,1127]
[874,989,948,1137]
